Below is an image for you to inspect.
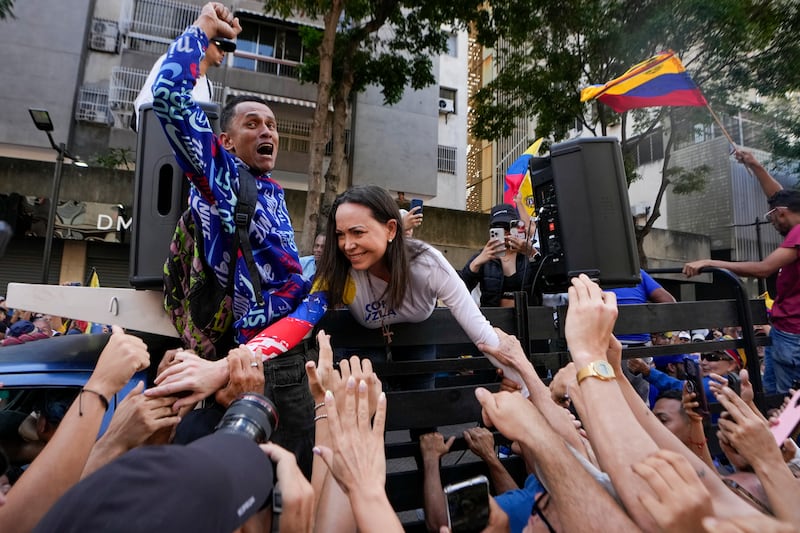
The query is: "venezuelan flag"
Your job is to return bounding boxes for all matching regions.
[581,51,707,113]
[503,138,543,206]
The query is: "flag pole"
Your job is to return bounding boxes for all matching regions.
[703,101,737,147]
[84,266,97,287]
[702,100,758,178]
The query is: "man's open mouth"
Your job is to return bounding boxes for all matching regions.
[257,143,273,155]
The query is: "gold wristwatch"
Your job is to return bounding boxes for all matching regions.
[576,360,616,384]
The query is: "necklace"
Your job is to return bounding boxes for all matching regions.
[367,274,394,361]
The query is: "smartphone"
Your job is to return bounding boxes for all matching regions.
[772,388,800,446]
[444,475,490,533]
[489,227,506,257]
[509,219,527,241]
[410,198,423,213]
[725,372,741,396]
[683,357,709,418]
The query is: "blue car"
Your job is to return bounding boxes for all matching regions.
[0,334,148,441]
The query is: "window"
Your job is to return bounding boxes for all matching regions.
[439,87,457,101]
[438,145,457,174]
[446,33,458,57]
[277,118,350,157]
[627,129,665,166]
[232,17,304,79]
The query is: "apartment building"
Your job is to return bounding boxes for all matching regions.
[0,0,471,290]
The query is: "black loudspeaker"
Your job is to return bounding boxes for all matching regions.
[530,137,640,291]
[129,102,220,288]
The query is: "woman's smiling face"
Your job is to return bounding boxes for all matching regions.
[335,202,397,279]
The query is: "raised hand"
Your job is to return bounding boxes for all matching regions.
[714,386,780,468]
[96,381,180,452]
[462,427,495,462]
[306,330,335,403]
[85,325,150,399]
[420,432,455,463]
[145,350,228,411]
[261,442,314,533]
[564,274,618,368]
[215,345,265,408]
[195,2,242,40]
[313,378,388,496]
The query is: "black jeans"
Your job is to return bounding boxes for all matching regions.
[263,341,316,479]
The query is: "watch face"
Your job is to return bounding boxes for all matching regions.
[595,361,615,378]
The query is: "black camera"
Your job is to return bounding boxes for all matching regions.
[214,393,279,444]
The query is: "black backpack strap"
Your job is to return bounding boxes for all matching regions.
[235,167,264,306]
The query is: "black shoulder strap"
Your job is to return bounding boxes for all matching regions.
[234,167,264,305]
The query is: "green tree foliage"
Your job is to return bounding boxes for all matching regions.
[0,0,14,20]
[264,0,486,252]
[469,0,800,263]
[92,148,133,171]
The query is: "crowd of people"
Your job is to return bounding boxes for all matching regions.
[0,275,797,532]
[0,2,798,531]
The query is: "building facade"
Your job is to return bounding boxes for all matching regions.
[0,0,472,291]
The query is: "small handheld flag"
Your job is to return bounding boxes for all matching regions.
[503,138,543,207]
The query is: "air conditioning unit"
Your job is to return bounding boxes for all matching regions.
[78,106,112,126]
[438,98,455,114]
[90,19,119,53]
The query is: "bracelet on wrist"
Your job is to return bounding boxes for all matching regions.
[79,388,110,416]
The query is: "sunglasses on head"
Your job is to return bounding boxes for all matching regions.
[701,352,731,362]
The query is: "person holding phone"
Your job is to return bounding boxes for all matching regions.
[459,203,539,308]
[399,202,423,238]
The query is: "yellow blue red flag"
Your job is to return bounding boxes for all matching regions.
[503,138,543,207]
[580,51,707,113]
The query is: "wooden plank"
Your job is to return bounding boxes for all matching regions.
[6,283,178,337]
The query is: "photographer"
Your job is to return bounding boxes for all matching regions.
[35,391,314,533]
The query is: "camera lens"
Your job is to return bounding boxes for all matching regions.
[214,393,279,444]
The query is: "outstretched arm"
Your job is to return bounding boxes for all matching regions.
[474,387,640,533]
[735,149,783,198]
[0,326,150,532]
[420,432,455,532]
[684,246,795,279]
[563,275,660,530]
[604,327,761,519]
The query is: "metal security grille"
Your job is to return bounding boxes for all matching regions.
[437,145,457,174]
[107,66,222,129]
[76,87,111,126]
[121,0,199,43]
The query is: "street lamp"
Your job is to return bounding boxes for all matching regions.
[28,108,88,284]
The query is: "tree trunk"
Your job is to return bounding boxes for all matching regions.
[636,111,675,267]
[299,0,343,255]
[320,55,355,233]
[320,91,351,231]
